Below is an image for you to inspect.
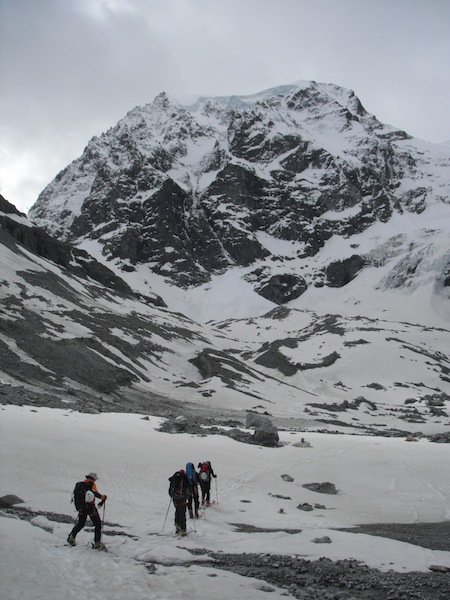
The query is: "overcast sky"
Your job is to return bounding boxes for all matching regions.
[1,0,449,214]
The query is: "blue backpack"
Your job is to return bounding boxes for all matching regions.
[186,462,197,485]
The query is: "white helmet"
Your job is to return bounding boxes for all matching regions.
[85,490,95,503]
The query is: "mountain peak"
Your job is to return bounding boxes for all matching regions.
[152,90,175,110]
[28,81,450,324]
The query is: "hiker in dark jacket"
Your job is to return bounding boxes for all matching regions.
[186,462,200,519]
[168,469,191,535]
[68,472,107,548]
[197,461,216,506]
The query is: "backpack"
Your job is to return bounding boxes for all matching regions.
[72,481,91,511]
[169,472,188,503]
[199,462,210,482]
[186,462,197,486]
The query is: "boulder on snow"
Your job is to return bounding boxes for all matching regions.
[253,426,279,447]
[281,474,294,482]
[302,482,338,495]
[312,536,332,544]
[157,415,202,434]
[0,494,25,508]
[246,411,279,447]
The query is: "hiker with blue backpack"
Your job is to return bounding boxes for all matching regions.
[186,462,200,519]
[197,461,217,506]
[68,472,107,549]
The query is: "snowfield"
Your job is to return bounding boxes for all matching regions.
[1,405,449,599]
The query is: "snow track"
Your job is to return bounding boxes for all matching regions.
[1,405,449,600]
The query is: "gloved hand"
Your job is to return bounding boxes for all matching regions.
[101,495,107,501]
[213,474,217,478]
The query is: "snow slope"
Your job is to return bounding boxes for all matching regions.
[1,198,449,434]
[1,405,449,599]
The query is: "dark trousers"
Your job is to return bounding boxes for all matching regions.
[173,501,187,531]
[173,501,186,531]
[187,487,200,516]
[70,509,102,543]
[200,480,211,503]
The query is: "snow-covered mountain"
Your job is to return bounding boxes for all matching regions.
[27,81,450,326]
[2,82,449,598]
[1,194,449,435]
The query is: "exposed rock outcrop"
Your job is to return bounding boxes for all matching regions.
[27,82,450,303]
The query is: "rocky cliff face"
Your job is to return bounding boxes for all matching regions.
[2,194,449,431]
[28,81,450,306]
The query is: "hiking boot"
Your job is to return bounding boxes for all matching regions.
[67,535,76,546]
[206,501,211,507]
[195,512,199,518]
[180,529,187,536]
[93,541,106,550]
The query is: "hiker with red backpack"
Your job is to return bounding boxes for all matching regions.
[197,461,217,506]
[168,469,191,535]
[67,472,107,549]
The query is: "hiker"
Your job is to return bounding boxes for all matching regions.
[67,472,107,549]
[168,469,191,535]
[186,462,200,519]
[197,461,217,506]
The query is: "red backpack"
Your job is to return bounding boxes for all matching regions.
[199,462,210,482]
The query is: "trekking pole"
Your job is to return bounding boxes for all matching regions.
[215,477,219,505]
[162,498,172,532]
[98,499,106,534]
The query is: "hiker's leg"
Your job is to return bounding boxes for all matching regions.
[194,488,200,514]
[179,505,187,531]
[70,512,87,537]
[90,509,102,543]
[174,503,181,528]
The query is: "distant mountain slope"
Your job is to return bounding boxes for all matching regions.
[27,81,450,324]
[0,196,137,298]
[2,194,449,434]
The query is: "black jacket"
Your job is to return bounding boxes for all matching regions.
[168,471,191,504]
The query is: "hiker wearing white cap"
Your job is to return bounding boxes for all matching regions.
[68,472,107,549]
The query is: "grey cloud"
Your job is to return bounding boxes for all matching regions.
[1,0,449,212]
